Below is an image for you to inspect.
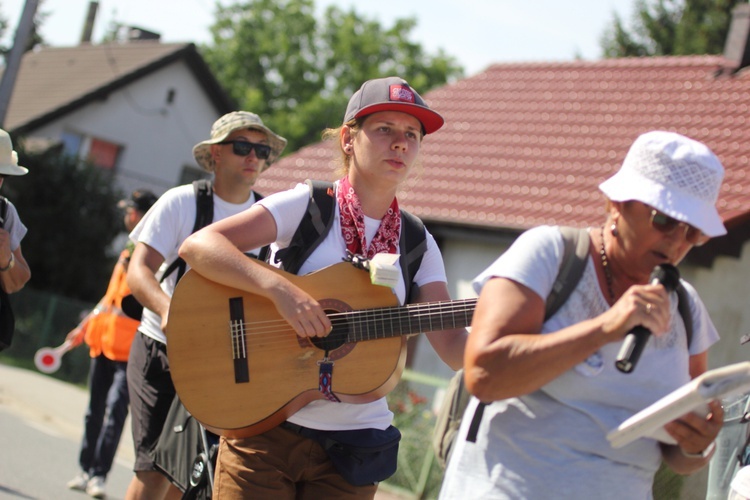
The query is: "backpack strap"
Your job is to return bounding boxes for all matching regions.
[161,180,215,283]
[465,226,696,444]
[466,226,589,443]
[545,226,591,319]
[273,180,427,301]
[0,196,8,228]
[272,180,336,275]
[676,284,693,349]
[399,210,427,304]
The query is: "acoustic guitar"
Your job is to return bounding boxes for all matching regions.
[166,260,476,438]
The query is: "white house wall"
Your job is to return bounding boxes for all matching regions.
[28,59,221,196]
[680,240,750,369]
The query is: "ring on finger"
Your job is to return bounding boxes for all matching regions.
[646,303,653,314]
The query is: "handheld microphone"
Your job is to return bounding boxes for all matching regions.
[615,264,680,374]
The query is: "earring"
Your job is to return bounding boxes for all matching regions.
[344,144,352,153]
[610,222,619,237]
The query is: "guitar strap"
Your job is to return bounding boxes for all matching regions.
[318,361,341,403]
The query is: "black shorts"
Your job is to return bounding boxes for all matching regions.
[127,331,176,472]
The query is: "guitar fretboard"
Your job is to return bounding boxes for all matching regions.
[332,298,477,342]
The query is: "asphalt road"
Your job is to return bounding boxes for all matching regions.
[0,363,133,499]
[0,362,407,500]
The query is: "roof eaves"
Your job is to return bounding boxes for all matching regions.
[12,43,233,134]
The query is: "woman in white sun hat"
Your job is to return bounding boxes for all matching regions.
[440,130,726,499]
[0,129,30,294]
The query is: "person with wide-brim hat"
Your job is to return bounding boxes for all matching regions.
[123,111,285,499]
[0,128,31,295]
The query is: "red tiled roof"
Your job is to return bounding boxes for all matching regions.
[257,55,750,233]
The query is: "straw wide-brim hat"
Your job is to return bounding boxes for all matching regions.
[192,111,287,173]
[0,129,28,176]
[599,130,726,238]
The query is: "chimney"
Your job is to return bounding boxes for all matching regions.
[724,3,750,71]
[126,26,161,42]
[79,1,99,44]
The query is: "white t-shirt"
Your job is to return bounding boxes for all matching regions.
[3,200,26,250]
[129,183,260,344]
[258,181,447,431]
[439,225,719,500]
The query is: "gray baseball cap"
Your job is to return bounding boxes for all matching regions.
[344,77,444,134]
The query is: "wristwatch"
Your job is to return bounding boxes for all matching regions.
[0,253,15,272]
[680,441,716,459]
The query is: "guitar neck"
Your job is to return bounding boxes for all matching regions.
[340,298,476,342]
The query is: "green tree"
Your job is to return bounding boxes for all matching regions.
[601,0,743,57]
[201,0,463,152]
[5,141,124,302]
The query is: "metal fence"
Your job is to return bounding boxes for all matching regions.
[1,286,94,384]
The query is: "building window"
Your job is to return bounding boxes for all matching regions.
[88,138,121,170]
[60,131,123,171]
[60,131,83,158]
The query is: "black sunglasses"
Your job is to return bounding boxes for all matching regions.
[218,140,272,160]
[649,209,709,246]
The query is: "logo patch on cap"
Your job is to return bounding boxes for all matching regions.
[389,84,416,104]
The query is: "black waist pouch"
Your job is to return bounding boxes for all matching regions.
[283,423,401,486]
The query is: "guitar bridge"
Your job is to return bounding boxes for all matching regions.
[229,297,249,383]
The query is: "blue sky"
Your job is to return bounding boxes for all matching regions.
[2,0,636,76]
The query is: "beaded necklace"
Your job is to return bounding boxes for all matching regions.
[599,225,616,303]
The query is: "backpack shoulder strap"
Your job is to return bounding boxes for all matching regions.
[399,209,427,304]
[467,226,590,444]
[0,196,8,227]
[272,180,336,275]
[675,283,693,349]
[545,226,591,320]
[191,179,214,233]
[161,180,214,283]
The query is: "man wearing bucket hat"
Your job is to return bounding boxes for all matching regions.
[65,189,157,499]
[439,130,725,499]
[125,112,286,499]
[180,76,466,498]
[0,129,31,296]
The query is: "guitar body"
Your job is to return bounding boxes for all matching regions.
[167,261,405,437]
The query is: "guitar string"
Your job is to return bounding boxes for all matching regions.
[224,299,477,354]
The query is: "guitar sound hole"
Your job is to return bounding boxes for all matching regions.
[310,310,349,352]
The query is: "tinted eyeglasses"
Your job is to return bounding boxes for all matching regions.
[649,209,709,246]
[219,140,272,160]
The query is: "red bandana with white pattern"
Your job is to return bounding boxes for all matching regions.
[336,176,401,258]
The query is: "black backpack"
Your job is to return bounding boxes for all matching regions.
[271,179,427,302]
[161,179,266,283]
[432,226,694,467]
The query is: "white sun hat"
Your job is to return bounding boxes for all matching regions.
[0,129,28,176]
[599,130,726,237]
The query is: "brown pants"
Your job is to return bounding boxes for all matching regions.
[213,425,379,500]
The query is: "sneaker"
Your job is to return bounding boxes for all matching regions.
[85,475,106,499]
[66,471,90,491]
